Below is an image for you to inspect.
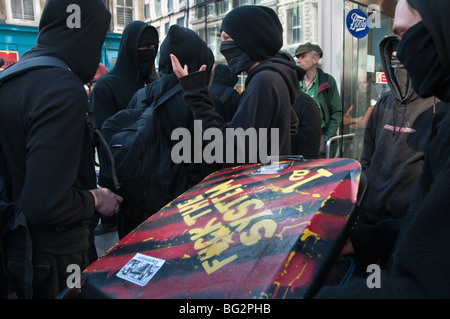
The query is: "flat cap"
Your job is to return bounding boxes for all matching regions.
[294,42,323,58]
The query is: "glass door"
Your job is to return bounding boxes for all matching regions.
[340,0,395,160]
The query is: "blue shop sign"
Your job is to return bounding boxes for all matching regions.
[346,9,369,39]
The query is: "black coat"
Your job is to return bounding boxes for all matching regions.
[0,0,110,255]
[91,21,158,129]
[209,64,241,122]
[291,92,321,159]
[315,0,450,298]
[179,58,303,165]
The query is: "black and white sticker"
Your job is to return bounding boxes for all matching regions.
[116,253,165,287]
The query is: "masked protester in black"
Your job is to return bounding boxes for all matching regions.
[171,5,302,165]
[314,0,450,298]
[91,21,159,129]
[0,0,122,299]
[124,25,218,238]
[90,21,158,238]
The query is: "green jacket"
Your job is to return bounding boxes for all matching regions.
[317,68,342,140]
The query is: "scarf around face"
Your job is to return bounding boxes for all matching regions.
[397,21,450,102]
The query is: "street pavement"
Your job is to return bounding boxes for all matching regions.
[95,229,119,257]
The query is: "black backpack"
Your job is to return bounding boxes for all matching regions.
[97,83,191,215]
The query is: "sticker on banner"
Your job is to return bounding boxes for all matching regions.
[252,163,290,175]
[117,253,165,286]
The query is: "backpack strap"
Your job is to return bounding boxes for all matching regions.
[0,56,70,84]
[86,98,120,190]
[0,56,120,190]
[152,83,183,109]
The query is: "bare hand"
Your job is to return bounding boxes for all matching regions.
[89,188,123,217]
[170,54,207,78]
[337,238,355,263]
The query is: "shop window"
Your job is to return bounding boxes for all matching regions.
[154,0,162,18]
[11,0,34,21]
[341,1,394,160]
[287,6,302,44]
[177,17,185,27]
[196,5,206,20]
[216,0,231,15]
[144,2,150,20]
[117,0,133,28]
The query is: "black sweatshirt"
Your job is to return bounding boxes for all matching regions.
[0,0,110,255]
[359,35,448,223]
[315,0,450,298]
[179,58,303,165]
[91,21,158,129]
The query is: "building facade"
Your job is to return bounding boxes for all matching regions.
[0,0,398,160]
[0,0,127,70]
[144,0,397,160]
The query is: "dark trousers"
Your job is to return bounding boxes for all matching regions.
[5,244,91,299]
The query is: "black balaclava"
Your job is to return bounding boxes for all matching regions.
[111,21,158,83]
[220,41,255,77]
[220,5,283,77]
[35,0,111,83]
[138,27,159,82]
[158,25,208,76]
[397,0,450,102]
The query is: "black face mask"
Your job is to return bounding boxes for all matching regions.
[138,48,156,81]
[397,21,450,102]
[220,41,255,77]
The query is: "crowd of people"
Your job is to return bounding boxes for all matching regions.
[0,0,449,299]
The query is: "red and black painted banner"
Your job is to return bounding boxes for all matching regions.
[65,158,362,299]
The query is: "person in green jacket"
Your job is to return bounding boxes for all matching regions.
[295,43,342,157]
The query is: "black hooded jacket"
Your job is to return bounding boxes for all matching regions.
[315,0,450,298]
[358,35,448,224]
[209,64,241,122]
[91,21,158,128]
[128,25,215,186]
[0,0,110,255]
[179,58,303,164]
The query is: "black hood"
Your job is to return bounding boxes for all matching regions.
[379,35,418,103]
[159,25,208,76]
[111,21,158,81]
[408,0,450,75]
[211,64,238,88]
[220,5,282,61]
[27,0,110,83]
[246,58,305,104]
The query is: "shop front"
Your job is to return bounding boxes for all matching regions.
[0,24,122,72]
[338,0,397,160]
[167,0,397,161]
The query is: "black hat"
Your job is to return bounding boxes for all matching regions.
[220,5,282,61]
[159,25,208,74]
[294,42,323,58]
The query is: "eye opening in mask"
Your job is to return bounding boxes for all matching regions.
[391,51,405,69]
